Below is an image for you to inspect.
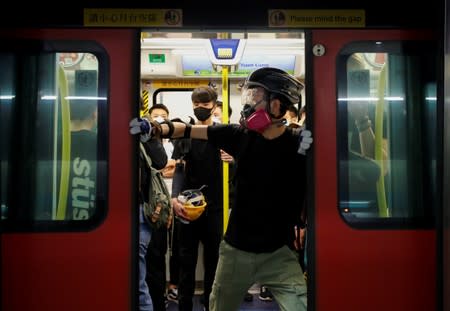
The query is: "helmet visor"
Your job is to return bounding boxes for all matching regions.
[241,86,268,109]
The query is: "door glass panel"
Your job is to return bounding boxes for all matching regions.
[337,41,437,227]
[0,41,108,231]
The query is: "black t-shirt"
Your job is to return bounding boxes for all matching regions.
[172,136,223,212]
[207,124,307,253]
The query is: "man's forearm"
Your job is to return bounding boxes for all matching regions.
[159,122,208,140]
[129,117,209,142]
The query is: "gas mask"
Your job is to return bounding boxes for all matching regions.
[239,86,272,133]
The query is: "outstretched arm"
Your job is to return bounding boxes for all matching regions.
[142,139,167,170]
[130,117,208,141]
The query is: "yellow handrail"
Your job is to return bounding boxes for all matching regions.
[375,64,388,217]
[56,65,71,220]
[222,66,230,234]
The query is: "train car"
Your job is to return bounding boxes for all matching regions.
[0,1,448,311]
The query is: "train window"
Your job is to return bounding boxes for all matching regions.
[152,89,196,122]
[0,40,108,231]
[337,42,437,228]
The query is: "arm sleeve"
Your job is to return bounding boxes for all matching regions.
[172,138,191,160]
[143,138,168,170]
[171,162,185,198]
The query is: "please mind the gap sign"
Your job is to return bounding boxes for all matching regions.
[268,10,365,28]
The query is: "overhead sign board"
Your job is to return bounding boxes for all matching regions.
[84,9,182,27]
[268,10,365,28]
[182,55,296,77]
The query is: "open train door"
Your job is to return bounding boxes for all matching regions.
[311,28,438,310]
[0,28,139,311]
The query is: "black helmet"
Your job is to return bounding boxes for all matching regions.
[244,67,304,106]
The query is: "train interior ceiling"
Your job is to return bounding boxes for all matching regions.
[140,31,305,123]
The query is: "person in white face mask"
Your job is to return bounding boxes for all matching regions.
[212,100,233,125]
[149,104,174,162]
[147,103,180,310]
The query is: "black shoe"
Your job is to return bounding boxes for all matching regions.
[258,286,273,302]
[244,291,253,302]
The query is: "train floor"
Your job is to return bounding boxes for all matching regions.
[165,287,280,311]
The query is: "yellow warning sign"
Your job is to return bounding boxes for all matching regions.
[84,9,182,27]
[268,10,365,28]
[151,80,206,89]
[141,90,149,117]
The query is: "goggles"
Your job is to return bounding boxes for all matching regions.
[241,86,269,109]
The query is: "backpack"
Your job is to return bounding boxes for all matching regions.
[139,143,173,229]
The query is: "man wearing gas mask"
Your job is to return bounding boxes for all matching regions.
[130,67,312,311]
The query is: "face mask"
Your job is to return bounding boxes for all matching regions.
[212,116,222,124]
[194,107,213,121]
[240,105,272,133]
[154,116,165,124]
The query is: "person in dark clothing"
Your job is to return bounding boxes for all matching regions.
[133,97,168,311]
[129,67,313,311]
[138,137,167,311]
[145,223,169,310]
[145,103,180,310]
[213,100,254,303]
[169,86,224,311]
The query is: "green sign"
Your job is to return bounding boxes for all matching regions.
[149,54,165,63]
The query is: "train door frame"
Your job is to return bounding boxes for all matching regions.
[139,28,309,305]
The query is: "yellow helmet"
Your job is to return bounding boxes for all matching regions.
[178,186,207,222]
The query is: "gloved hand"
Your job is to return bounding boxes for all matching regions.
[298,129,313,155]
[129,117,152,142]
